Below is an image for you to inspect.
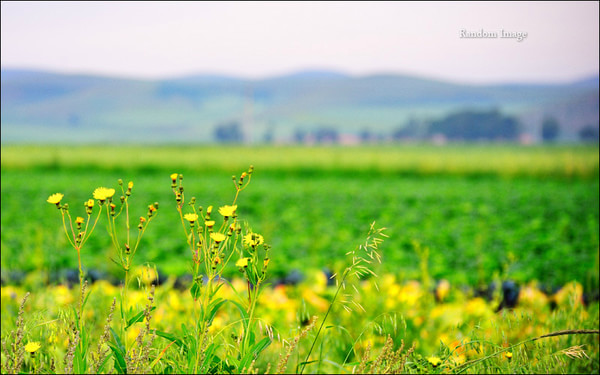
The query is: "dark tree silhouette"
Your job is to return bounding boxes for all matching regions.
[428,109,520,141]
[541,117,560,142]
[214,121,243,143]
[579,124,599,142]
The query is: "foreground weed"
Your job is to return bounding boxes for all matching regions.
[126,285,157,374]
[299,222,388,374]
[46,180,159,373]
[100,180,159,353]
[90,297,116,373]
[169,166,272,373]
[356,335,415,374]
[47,191,104,319]
[452,329,600,373]
[47,188,109,373]
[1,292,30,373]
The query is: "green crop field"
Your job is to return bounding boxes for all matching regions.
[2,144,598,287]
[1,143,599,374]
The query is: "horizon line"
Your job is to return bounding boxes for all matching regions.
[1,65,599,87]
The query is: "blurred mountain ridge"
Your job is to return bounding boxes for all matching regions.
[1,68,598,143]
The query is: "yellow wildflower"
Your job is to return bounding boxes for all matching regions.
[24,342,41,353]
[435,279,450,302]
[75,217,84,224]
[236,258,249,268]
[210,232,226,243]
[219,205,237,217]
[302,289,329,312]
[243,233,264,247]
[85,199,94,208]
[47,193,64,205]
[53,284,75,305]
[93,187,115,201]
[184,213,199,223]
[206,205,213,215]
[505,351,513,360]
[427,356,442,368]
[170,173,178,181]
[128,181,134,189]
[205,220,215,228]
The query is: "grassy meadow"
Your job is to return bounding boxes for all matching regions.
[1,143,599,374]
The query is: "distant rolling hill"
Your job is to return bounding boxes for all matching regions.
[1,68,598,143]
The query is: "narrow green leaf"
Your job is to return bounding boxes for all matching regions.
[208,298,227,324]
[209,282,224,299]
[248,330,256,348]
[190,281,201,300]
[250,336,271,355]
[154,330,185,349]
[200,343,218,372]
[96,352,112,374]
[74,341,87,375]
[108,341,127,374]
[71,306,80,326]
[72,326,89,374]
[109,327,126,354]
[81,288,92,310]
[229,299,248,321]
[125,306,156,330]
[240,337,271,371]
[297,359,318,372]
[227,356,240,370]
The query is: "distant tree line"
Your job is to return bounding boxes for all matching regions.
[387,109,522,142]
[427,109,520,141]
[212,110,598,144]
[294,127,339,143]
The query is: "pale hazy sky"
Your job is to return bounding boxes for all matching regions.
[1,1,598,84]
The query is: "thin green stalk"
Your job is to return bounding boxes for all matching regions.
[60,211,76,249]
[120,268,132,350]
[241,279,261,358]
[299,270,347,374]
[125,196,130,248]
[80,208,102,248]
[193,275,214,373]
